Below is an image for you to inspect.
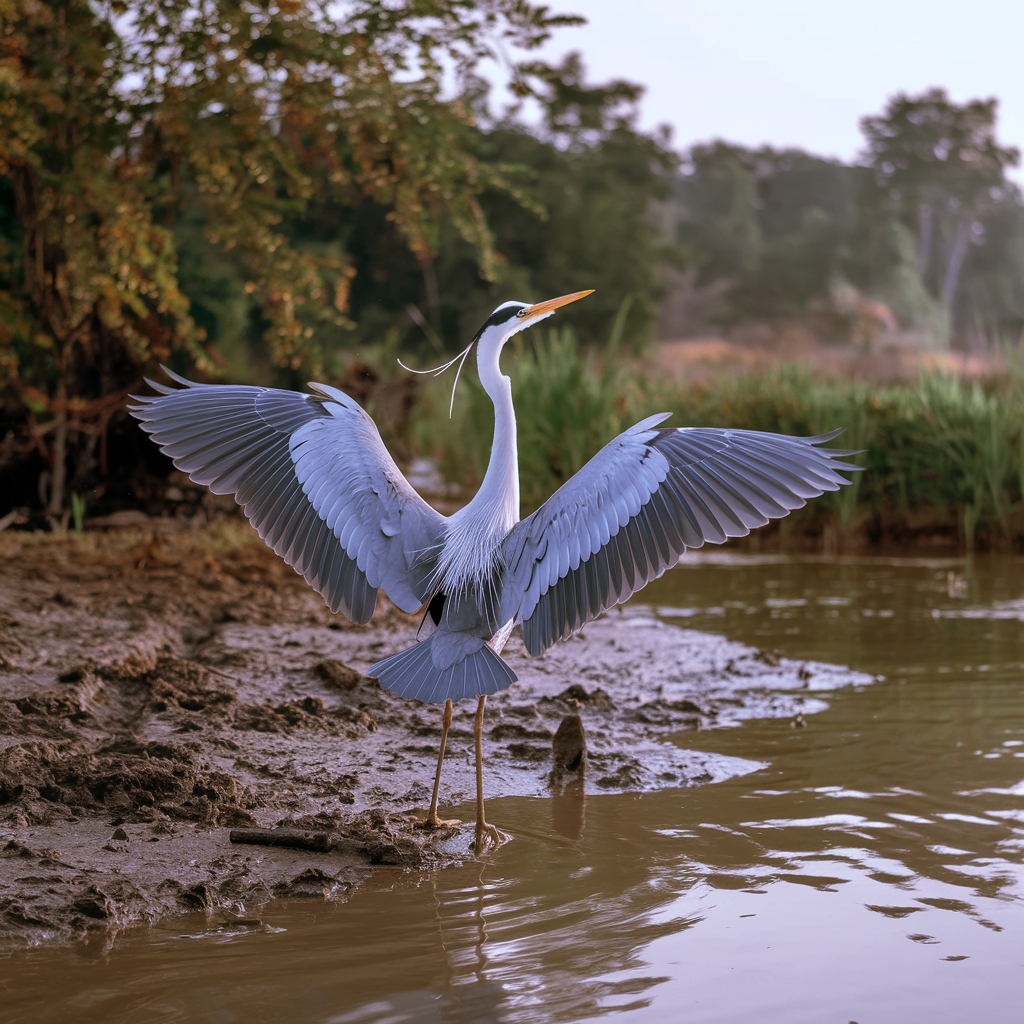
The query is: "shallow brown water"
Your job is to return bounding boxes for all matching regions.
[4,554,1024,1023]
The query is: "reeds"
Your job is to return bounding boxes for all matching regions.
[410,333,1024,549]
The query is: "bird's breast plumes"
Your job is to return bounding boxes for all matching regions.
[432,501,516,601]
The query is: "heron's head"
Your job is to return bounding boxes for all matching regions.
[400,289,593,416]
[475,289,595,355]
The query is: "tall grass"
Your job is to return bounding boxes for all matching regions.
[410,336,1024,549]
[668,368,1024,544]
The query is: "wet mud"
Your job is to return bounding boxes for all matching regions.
[0,525,871,945]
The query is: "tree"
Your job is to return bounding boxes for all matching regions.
[0,0,581,515]
[861,89,1020,328]
[676,142,762,284]
[0,0,197,514]
[333,53,681,354]
[673,143,862,322]
[476,53,680,346]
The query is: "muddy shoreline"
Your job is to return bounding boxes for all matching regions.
[0,525,871,945]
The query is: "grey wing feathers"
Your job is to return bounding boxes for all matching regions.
[499,417,860,655]
[128,369,445,623]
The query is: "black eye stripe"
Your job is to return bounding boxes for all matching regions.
[468,302,530,344]
[499,306,525,323]
[484,304,527,328]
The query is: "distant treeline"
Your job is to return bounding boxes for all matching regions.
[664,91,1024,350]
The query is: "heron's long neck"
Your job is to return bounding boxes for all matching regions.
[469,341,519,530]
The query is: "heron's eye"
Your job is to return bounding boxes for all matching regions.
[515,308,529,318]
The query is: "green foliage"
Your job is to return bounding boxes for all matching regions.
[343,53,680,356]
[0,0,596,512]
[69,490,84,534]
[416,347,1024,548]
[115,0,582,372]
[671,368,1024,547]
[915,375,1022,546]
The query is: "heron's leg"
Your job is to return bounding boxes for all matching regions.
[428,699,453,821]
[474,694,508,854]
[474,694,488,850]
[423,699,460,829]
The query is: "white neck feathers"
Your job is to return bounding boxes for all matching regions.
[433,322,520,596]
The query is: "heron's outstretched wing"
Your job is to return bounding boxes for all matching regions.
[498,415,860,655]
[128,370,446,622]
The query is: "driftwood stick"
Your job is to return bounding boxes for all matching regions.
[195,662,241,684]
[229,828,335,852]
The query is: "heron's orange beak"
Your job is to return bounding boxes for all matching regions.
[520,289,594,319]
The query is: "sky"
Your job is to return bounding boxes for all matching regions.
[529,0,1024,178]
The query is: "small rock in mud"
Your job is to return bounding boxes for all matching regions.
[508,743,550,763]
[314,659,366,690]
[551,684,615,712]
[552,711,587,774]
[490,721,552,741]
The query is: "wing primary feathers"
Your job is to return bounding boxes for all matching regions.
[502,422,859,655]
[129,372,444,623]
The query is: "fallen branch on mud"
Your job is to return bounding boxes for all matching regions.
[229,828,335,852]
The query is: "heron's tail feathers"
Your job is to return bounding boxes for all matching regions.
[368,636,517,704]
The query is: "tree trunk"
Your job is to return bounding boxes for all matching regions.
[942,220,970,309]
[917,202,933,278]
[48,373,67,516]
[420,256,441,332]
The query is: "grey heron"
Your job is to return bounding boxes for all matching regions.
[129,290,859,852]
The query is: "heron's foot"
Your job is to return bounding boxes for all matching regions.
[473,820,512,855]
[420,813,462,831]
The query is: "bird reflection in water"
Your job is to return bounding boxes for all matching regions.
[430,864,510,1024]
[424,759,587,1024]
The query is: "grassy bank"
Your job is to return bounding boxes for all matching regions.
[409,329,1024,551]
